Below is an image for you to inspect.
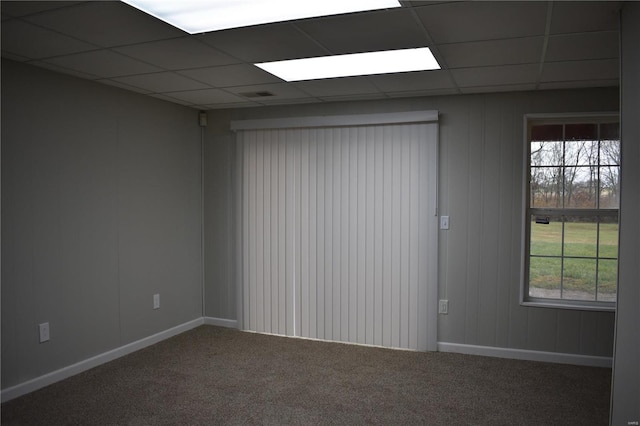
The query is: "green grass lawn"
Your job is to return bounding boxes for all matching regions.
[529,221,618,296]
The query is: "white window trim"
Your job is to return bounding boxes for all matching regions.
[520,112,619,312]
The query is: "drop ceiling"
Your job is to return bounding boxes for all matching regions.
[1,1,621,110]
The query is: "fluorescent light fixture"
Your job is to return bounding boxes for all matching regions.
[122,0,401,34]
[255,47,441,82]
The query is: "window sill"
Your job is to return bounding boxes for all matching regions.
[520,298,616,312]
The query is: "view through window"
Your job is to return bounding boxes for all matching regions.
[525,118,619,308]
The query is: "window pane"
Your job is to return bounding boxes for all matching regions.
[564,166,597,208]
[599,165,620,209]
[529,257,561,299]
[565,140,598,166]
[531,166,562,208]
[600,123,619,141]
[564,140,598,209]
[565,123,597,141]
[599,217,619,258]
[530,215,562,256]
[531,124,563,142]
[600,140,620,165]
[531,141,563,166]
[563,217,597,257]
[562,258,596,301]
[597,259,617,302]
[600,139,620,209]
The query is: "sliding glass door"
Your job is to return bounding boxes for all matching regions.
[235,113,438,351]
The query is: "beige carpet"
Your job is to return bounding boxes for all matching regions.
[2,325,611,425]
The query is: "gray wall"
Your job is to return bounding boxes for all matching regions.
[203,130,236,320]
[611,3,640,424]
[1,60,203,389]
[205,87,618,357]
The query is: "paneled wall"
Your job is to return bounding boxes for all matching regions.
[1,60,203,389]
[611,2,640,424]
[205,87,618,357]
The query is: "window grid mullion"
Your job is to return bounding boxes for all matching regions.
[560,125,566,299]
[594,124,600,301]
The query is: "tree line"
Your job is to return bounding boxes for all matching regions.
[530,139,620,209]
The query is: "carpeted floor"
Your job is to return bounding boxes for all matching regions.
[1,325,611,425]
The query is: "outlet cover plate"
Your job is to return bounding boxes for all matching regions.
[39,322,50,343]
[440,216,450,230]
[153,294,160,310]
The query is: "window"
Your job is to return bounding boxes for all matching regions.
[523,115,620,310]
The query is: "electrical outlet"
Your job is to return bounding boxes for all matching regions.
[438,300,449,315]
[39,322,50,343]
[153,294,160,310]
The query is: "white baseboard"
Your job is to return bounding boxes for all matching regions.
[437,342,613,368]
[1,318,204,403]
[203,317,238,328]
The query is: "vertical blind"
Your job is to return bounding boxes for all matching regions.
[236,115,438,351]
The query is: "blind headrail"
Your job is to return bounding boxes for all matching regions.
[230,110,439,132]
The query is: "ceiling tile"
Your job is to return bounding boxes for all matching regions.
[204,102,262,110]
[295,9,427,55]
[550,1,620,35]
[228,83,313,102]
[1,1,81,17]
[114,38,239,70]
[98,79,153,95]
[1,19,96,59]
[178,64,281,88]
[545,32,618,63]
[539,79,619,91]
[30,59,101,80]
[541,59,619,83]
[438,37,543,69]
[402,1,454,6]
[111,72,211,93]
[317,93,389,103]
[43,50,162,78]
[25,1,182,47]
[451,63,539,87]
[149,93,195,106]
[1,51,31,62]
[386,87,459,98]
[460,83,536,94]
[160,89,246,105]
[198,23,328,62]
[368,70,454,92]
[293,76,381,97]
[416,2,547,44]
[255,97,320,106]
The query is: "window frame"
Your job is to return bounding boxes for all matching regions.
[521,113,619,312]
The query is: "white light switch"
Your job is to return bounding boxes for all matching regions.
[440,215,450,230]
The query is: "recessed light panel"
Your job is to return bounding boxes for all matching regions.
[255,48,441,82]
[122,0,401,34]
